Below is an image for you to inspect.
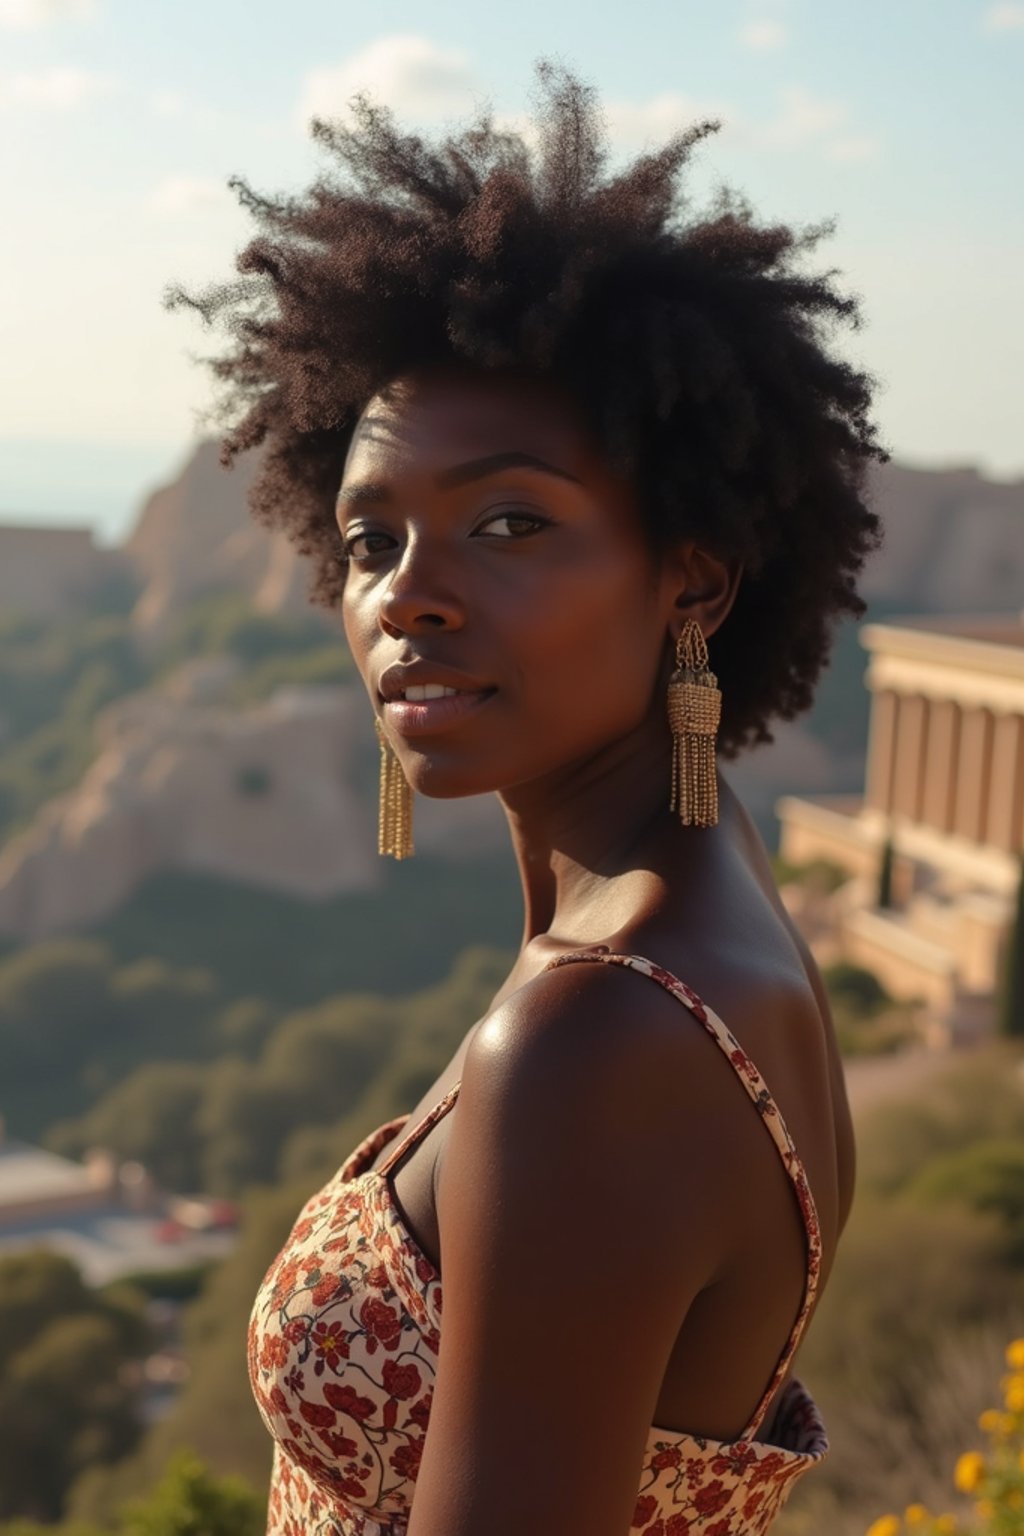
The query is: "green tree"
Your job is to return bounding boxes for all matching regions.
[907,1137,1024,1263]
[48,1062,207,1193]
[822,959,890,1016]
[996,849,1024,1040]
[0,1448,263,1536]
[115,1448,263,1536]
[0,1253,151,1522]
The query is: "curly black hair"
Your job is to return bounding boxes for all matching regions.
[164,57,887,760]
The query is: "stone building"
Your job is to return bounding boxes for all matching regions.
[776,612,1024,1045]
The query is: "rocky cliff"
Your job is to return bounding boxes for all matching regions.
[0,662,507,940]
[0,443,1020,939]
[123,439,327,643]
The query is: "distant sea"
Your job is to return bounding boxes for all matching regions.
[0,435,203,548]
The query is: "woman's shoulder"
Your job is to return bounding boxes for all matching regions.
[461,927,818,1200]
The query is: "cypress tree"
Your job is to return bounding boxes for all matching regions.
[877,830,895,910]
[996,849,1024,1040]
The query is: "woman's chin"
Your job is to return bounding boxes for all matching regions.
[399,757,503,800]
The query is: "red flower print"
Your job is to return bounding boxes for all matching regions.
[249,954,833,1534]
[260,1332,290,1371]
[310,1320,349,1372]
[390,1434,425,1479]
[711,1444,757,1476]
[678,984,707,1022]
[311,1271,343,1307]
[359,1295,402,1351]
[317,1428,361,1461]
[632,1494,657,1528]
[693,1479,730,1516]
[322,1382,377,1421]
[748,1450,786,1486]
[382,1358,422,1400]
[272,1256,302,1297]
[338,1472,372,1500]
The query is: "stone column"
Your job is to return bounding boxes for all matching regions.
[986,711,1024,853]
[865,687,899,815]
[921,699,960,835]
[954,706,995,844]
[891,694,929,821]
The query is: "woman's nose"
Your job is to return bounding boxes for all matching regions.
[377,536,465,635]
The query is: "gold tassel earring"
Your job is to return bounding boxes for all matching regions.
[375,715,414,859]
[667,618,721,827]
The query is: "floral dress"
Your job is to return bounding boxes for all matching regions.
[248,946,830,1535]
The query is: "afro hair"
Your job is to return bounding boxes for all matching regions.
[164,57,888,759]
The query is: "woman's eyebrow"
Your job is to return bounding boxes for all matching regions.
[337,451,583,506]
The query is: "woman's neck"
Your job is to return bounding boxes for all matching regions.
[497,715,732,949]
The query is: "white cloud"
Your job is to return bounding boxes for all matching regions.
[149,88,188,118]
[296,34,480,132]
[0,0,96,27]
[148,175,234,217]
[0,65,111,109]
[824,134,881,163]
[603,91,734,147]
[755,85,846,148]
[738,20,787,50]
[734,86,877,162]
[983,2,1024,29]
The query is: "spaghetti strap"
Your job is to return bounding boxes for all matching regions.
[375,1081,462,1178]
[541,945,823,1445]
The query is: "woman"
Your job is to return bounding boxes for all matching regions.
[170,59,885,1536]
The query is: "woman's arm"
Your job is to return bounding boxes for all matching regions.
[405,961,739,1536]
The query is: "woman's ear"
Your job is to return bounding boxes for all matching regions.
[665,541,744,644]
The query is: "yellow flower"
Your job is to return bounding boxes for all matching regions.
[933,1518,957,1535]
[978,1408,1004,1434]
[866,1518,902,1536]
[975,1498,995,1519]
[903,1506,929,1526]
[953,1451,987,1493]
[1006,1338,1024,1371]
[1005,1374,1024,1413]
[1019,1446,1024,1472]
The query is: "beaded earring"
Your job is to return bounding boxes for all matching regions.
[375,715,414,859]
[667,618,721,827]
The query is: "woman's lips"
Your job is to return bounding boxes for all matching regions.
[380,688,498,736]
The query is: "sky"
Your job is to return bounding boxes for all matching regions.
[1,0,1022,547]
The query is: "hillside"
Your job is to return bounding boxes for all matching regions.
[0,443,1020,938]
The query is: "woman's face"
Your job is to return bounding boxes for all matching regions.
[338,363,689,801]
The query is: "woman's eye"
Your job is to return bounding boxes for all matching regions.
[477,510,549,539]
[341,530,394,561]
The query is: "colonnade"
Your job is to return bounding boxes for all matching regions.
[866,688,1024,854]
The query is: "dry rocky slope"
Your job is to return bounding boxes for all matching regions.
[0,444,1020,940]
